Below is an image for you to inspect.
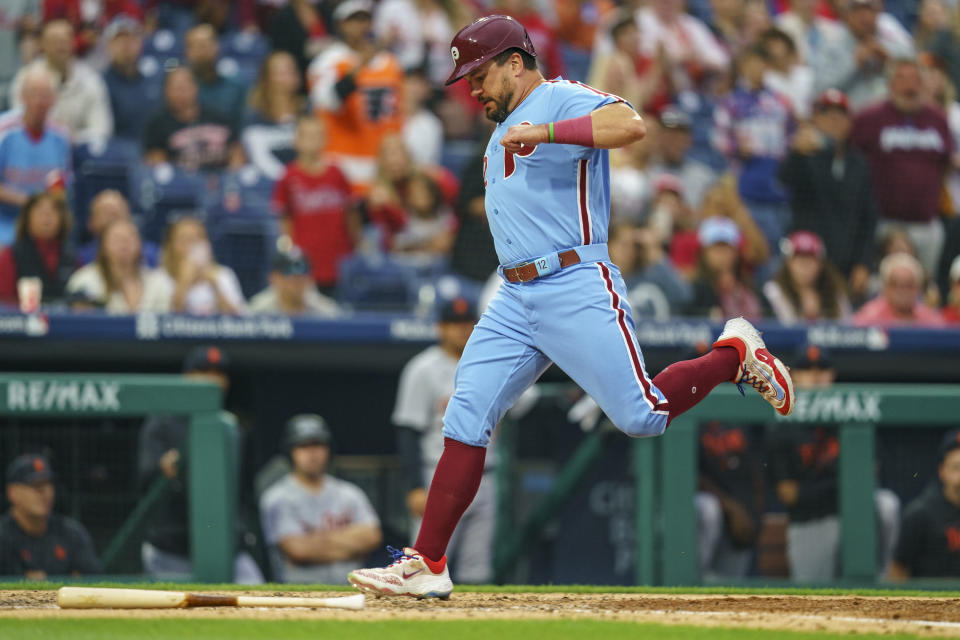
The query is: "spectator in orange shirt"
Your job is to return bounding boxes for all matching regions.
[307,0,404,194]
[272,116,359,295]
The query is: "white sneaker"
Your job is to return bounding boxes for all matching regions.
[713,317,795,416]
[348,546,454,599]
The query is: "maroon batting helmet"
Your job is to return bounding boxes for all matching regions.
[445,15,537,86]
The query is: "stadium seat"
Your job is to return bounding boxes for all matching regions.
[142,28,183,70]
[212,165,276,215]
[337,253,450,312]
[138,164,208,244]
[219,31,270,65]
[71,139,142,242]
[207,205,279,298]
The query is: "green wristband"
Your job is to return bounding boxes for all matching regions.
[548,122,555,143]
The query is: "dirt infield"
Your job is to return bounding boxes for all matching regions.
[3,590,960,637]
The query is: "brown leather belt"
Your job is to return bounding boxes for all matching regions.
[503,249,581,283]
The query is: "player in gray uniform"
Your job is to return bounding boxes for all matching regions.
[260,414,382,584]
[394,297,495,584]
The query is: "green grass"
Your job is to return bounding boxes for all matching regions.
[3,581,960,598]
[0,619,934,640]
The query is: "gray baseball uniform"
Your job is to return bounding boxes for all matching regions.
[393,344,496,583]
[260,473,380,584]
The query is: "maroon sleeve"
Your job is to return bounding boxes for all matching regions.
[0,248,18,304]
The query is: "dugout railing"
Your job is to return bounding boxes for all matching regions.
[648,383,960,586]
[0,374,237,582]
[494,383,960,586]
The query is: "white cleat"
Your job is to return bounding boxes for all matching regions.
[348,546,454,599]
[713,317,795,417]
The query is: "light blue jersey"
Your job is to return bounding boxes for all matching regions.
[483,79,618,265]
[440,78,670,452]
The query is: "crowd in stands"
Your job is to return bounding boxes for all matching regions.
[0,0,959,326]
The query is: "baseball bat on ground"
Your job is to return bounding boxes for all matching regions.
[57,587,365,610]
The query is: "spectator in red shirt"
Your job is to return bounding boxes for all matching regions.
[0,192,74,307]
[850,58,953,277]
[943,255,960,324]
[853,252,946,326]
[272,115,359,295]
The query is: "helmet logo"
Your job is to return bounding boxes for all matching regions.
[451,46,460,62]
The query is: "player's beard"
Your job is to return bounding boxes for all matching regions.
[485,79,515,123]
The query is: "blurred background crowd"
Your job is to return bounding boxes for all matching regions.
[0,0,959,325]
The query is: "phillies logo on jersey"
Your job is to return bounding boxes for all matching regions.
[504,122,538,179]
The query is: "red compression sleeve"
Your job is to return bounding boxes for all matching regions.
[550,114,594,147]
[414,437,486,563]
[652,347,741,425]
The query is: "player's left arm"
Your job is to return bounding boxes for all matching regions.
[500,101,646,153]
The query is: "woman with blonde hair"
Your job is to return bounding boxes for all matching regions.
[159,217,246,315]
[242,50,304,179]
[67,220,171,313]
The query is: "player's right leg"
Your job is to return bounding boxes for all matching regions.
[349,284,550,598]
[711,317,795,416]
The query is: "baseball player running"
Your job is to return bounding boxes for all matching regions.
[348,15,794,599]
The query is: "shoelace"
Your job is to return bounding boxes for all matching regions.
[739,365,770,395]
[386,545,415,566]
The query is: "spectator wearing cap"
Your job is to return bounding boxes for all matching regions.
[306,0,404,193]
[763,231,852,325]
[713,43,795,272]
[0,66,70,247]
[608,221,692,319]
[259,414,382,584]
[851,58,952,276]
[780,88,878,304]
[769,344,900,581]
[185,23,247,134]
[272,115,358,294]
[890,428,960,579]
[249,248,338,316]
[393,297,495,583]
[0,454,101,578]
[10,19,113,143]
[812,0,914,110]
[943,255,960,323]
[687,216,763,322]
[853,252,946,326]
[650,105,718,211]
[138,346,264,583]
[102,14,162,145]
